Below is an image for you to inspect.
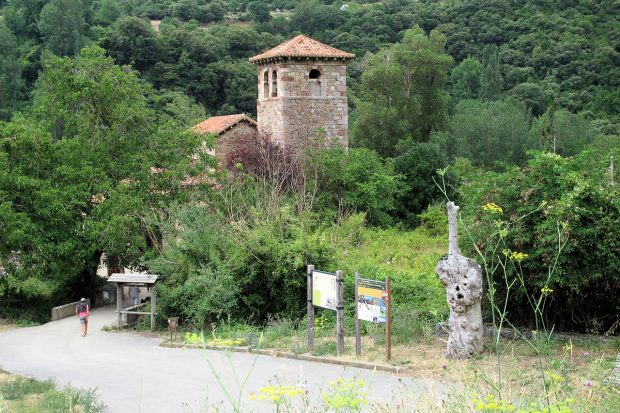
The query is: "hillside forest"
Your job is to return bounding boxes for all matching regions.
[0,0,619,336]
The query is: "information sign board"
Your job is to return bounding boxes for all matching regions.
[312,270,337,310]
[357,278,387,323]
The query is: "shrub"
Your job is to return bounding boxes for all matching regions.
[418,203,448,237]
[312,146,407,227]
[458,152,620,333]
[148,206,240,326]
[149,202,335,326]
[393,142,456,227]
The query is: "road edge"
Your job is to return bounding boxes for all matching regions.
[159,342,407,374]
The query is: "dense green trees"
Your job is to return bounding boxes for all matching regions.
[93,0,121,26]
[0,47,203,318]
[458,152,620,333]
[352,27,453,157]
[450,57,481,101]
[100,16,161,71]
[0,0,618,332]
[1,0,618,124]
[0,21,25,120]
[312,146,406,227]
[392,143,453,227]
[38,0,87,56]
[437,99,535,167]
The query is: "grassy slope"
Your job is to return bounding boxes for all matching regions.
[0,370,105,413]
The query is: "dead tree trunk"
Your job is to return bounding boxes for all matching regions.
[435,202,483,359]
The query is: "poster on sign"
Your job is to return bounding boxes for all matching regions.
[312,271,337,310]
[357,278,387,323]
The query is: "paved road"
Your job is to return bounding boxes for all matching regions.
[0,306,439,412]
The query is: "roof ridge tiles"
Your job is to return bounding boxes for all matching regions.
[250,34,354,63]
[192,114,257,135]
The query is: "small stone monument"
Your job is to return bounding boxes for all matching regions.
[435,202,484,359]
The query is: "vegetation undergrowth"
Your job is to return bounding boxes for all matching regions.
[0,370,105,413]
[433,173,620,412]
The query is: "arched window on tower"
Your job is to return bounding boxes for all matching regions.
[271,70,278,97]
[263,71,269,99]
[309,69,321,96]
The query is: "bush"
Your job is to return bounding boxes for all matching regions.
[418,204,448,237]
[148,206,239,326]
[458,152,620,333]
[312,146,407,227]
[393,142,455,227]
[149,202,335,326]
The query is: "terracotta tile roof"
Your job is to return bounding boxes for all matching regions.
[249,35,355,63]
[192,114,257,135]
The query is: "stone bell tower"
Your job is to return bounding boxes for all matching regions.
[249,35,355,151]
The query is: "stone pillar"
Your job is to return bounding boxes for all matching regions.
[436,202,483,359]
[150,286,157,331]
[116,284,122,329]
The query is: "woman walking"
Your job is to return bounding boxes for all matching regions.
[75,298,89,337]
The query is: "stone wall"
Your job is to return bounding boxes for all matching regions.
[282,97,348,150]
[257,98,284,145]
[257,59,349,149]
[215,120,258,165]
[51,299,91,321]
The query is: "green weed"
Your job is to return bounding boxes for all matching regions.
[0,377,54,400]
[0,374,105,413]
[312,341,337,356]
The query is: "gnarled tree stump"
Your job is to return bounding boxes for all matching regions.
[435,202,483,359]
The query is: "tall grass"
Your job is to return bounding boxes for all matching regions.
[0,373,105,413]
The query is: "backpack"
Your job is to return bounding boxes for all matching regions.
[77,302,87,313]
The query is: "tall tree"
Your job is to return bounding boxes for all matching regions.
[440,99,535,168]
[531,107,594,156]
[99,16,161,72]
[94,0,122,26]
[38,0,87,56]
[3,0,47,40]
[479,44,502,101]
[352,27,453,157]
[450,57,481,101]
[0,46,205,313]
[393,142,452,227]
[0,21,25,120]
[247,2,272,24]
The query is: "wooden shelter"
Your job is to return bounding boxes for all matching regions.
[107,273,162,331]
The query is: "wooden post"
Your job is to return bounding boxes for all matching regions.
[336,270,345,356]
[151,285,157,331]
[386,277,392,361]
[307,265,314,352]
[116,284,122,328]
[354,272,361,356]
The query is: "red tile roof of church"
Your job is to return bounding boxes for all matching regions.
[191,114,257,135]
[249,35,355,63]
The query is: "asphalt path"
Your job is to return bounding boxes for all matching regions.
[0,306,439,412]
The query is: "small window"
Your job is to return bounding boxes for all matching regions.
[271,70,278,97]
[263,71,269,99]
[309,69,321,96]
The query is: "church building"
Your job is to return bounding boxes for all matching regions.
[193,35,354,162]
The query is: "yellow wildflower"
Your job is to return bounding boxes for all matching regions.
[509,251,528,261]
[541,286,554,295]
[482,202,503,214]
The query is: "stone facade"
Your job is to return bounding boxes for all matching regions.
[214,120,257,164]
[192,114,258,167]
[256,60,349,150]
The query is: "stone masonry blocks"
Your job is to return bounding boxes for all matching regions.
[256,59,349,150]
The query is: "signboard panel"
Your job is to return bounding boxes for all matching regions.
[357,278,387,323]
[312,271,337,310]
